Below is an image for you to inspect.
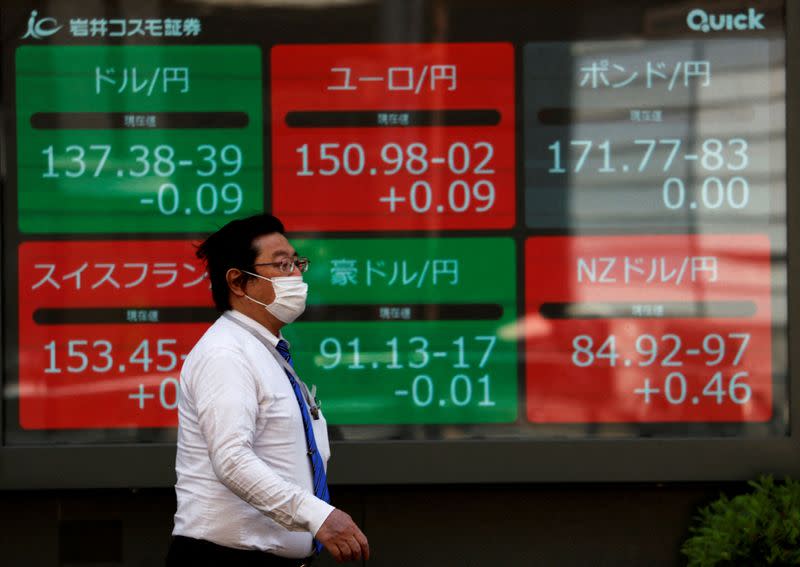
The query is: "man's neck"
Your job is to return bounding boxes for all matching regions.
[230,300,283,337]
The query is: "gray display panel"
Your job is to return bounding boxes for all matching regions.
[524,39,785,230]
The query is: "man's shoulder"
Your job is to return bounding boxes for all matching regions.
[187,315,255,360]
[181,317,260,389]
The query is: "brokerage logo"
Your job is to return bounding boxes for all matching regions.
[687,8,765,32]
[21,10,63,39]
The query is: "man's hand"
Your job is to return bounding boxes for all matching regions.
[316,508,370,563]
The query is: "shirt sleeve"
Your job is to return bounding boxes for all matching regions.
[190,347,335,534]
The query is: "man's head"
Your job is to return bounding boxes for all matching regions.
[197,214,307,332]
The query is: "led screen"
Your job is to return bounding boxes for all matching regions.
[2,0,788,446]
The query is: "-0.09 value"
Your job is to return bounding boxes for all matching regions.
[144,182,244,216]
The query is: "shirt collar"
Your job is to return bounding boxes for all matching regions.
[226,309,283,347]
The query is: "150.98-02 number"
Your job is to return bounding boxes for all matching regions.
[296,141,494,176]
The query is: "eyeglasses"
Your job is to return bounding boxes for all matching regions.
[251,257,310,274]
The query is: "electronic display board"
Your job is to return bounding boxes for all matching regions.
[524,38,783,230]
[285,237,518,424]
[525,234,772,423]
[16,45,264,233]
[272,43,515,231]
[18,240,211,430]
[0,0,795,485]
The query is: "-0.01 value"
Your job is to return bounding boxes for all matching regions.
[394,373,496,408]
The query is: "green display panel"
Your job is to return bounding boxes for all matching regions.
[16,45,263,233]
[283,238,518,424]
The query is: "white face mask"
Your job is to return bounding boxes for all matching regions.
[240,270,308,323]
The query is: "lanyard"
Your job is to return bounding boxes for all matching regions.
[222,312,320,419]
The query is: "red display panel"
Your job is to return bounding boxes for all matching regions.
[271,43,515,231]
[18,241,213,429]
[525,235,772,423]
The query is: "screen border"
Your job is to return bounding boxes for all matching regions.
[0,0,796,488]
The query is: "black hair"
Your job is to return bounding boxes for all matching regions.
[196,213,285,311]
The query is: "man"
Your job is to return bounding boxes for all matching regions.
[167,214,369,566]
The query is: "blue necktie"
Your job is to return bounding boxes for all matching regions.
[275,339,330,555]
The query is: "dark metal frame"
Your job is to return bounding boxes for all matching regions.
[1,0,797,488]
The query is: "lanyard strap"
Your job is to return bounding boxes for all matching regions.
[223,313,330,556]
[222,312,319,417]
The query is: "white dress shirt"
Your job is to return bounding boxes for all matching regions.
[172,310,334,558]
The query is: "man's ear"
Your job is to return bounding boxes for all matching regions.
[226,268,247,297]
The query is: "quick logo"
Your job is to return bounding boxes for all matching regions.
[686,8,765,33]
